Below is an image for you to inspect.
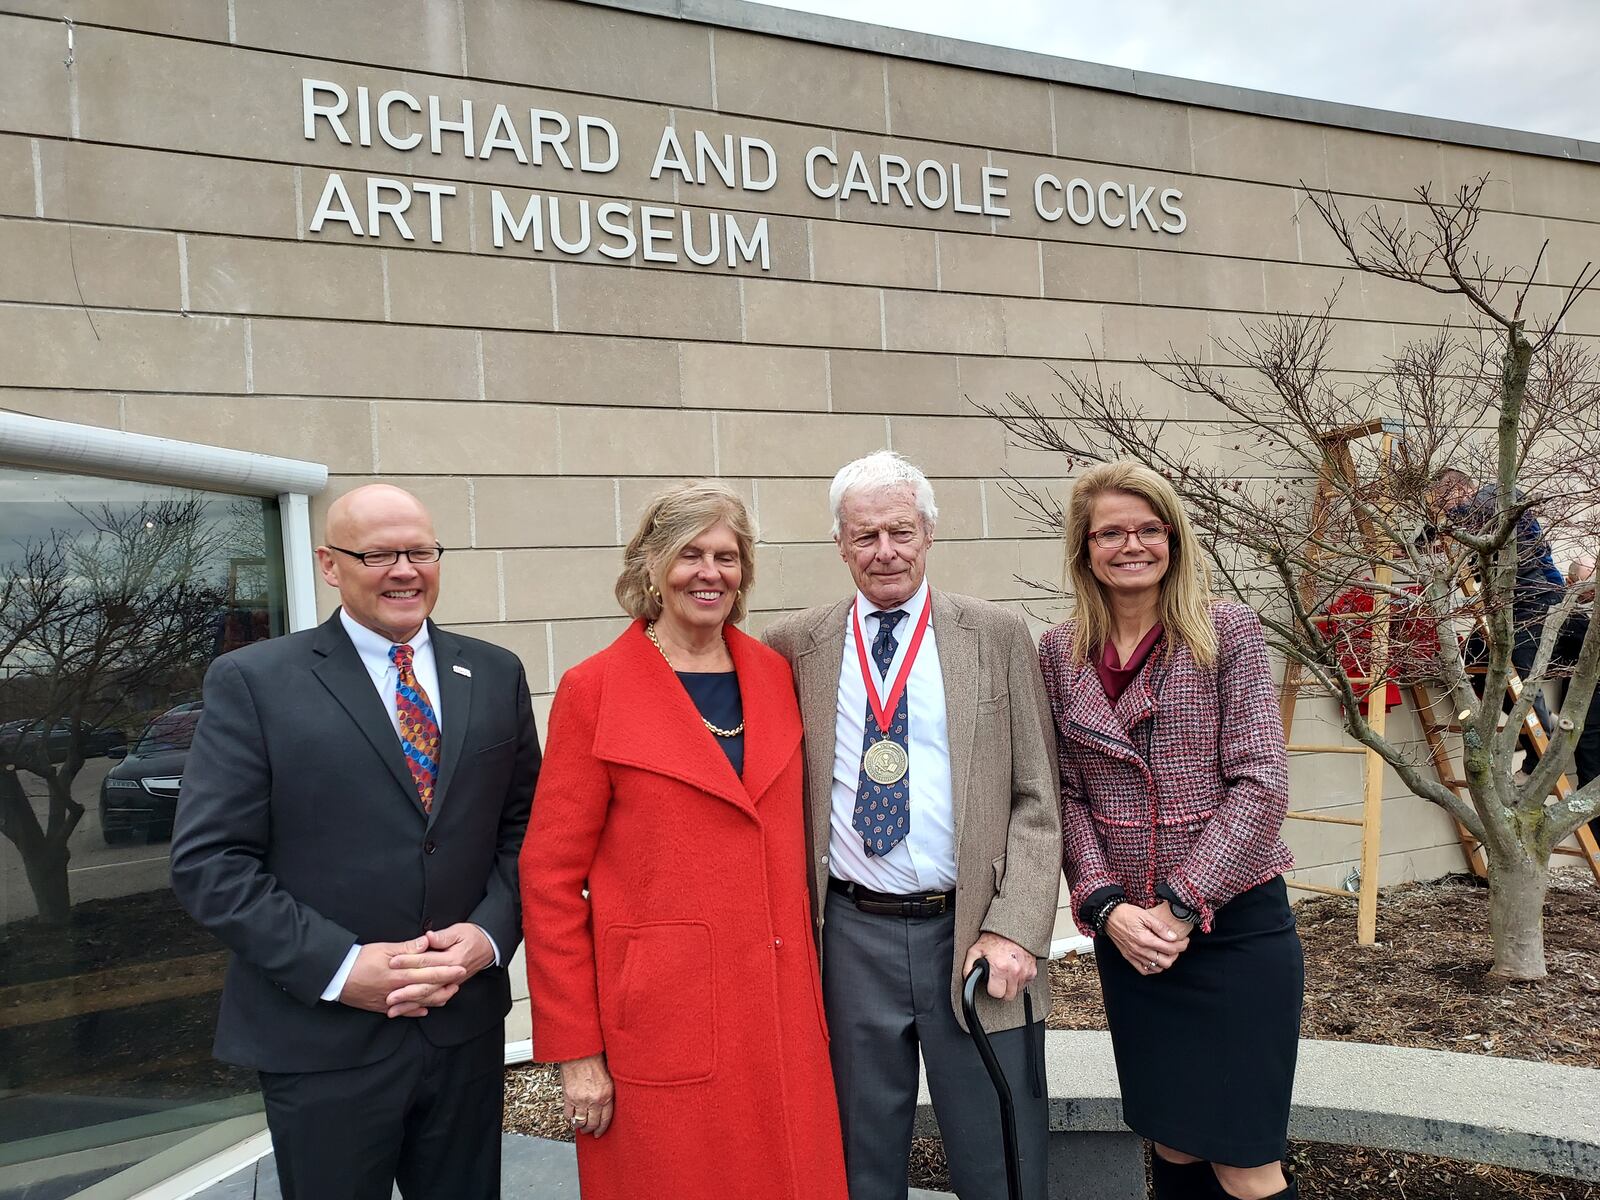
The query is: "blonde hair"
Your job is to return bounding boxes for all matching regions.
[615,480,757,623]
[1063,461,1218,667]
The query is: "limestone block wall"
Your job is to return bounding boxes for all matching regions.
[4,0,1598,993]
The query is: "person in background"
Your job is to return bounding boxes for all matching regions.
[765,450,1061,1200]
[1569,554,1599,839]
[1429,465,1564,673]
[172,484,540,1200]
[1430,467,1600,789]
[1040,461,1302,1200]
[520,480,847,1200]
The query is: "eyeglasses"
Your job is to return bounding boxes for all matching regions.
[327,545,446,567]
[1087,523,1171,550]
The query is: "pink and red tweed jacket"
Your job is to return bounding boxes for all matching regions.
[1039,601,1292,933]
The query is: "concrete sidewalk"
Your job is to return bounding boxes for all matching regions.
[193,1133,955,1198]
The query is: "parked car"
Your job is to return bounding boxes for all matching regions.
[99,702,202,845]
[0,717,126,765]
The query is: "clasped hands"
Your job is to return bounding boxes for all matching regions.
[338,923,495,1018]
[1105,901,1192,975]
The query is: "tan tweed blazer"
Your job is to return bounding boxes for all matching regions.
[765,589,1062,1033]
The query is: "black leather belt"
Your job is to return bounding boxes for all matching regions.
[828,876,955,918]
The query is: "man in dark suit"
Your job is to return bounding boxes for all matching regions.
[172,483,540,1200]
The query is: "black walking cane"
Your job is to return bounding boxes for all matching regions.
[962,957,1025,1200]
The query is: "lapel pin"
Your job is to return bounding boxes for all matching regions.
[453,664,472,677]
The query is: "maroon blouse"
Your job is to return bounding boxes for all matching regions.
[1095,624,1165,704]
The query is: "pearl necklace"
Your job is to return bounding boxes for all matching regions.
[645,621,745,739]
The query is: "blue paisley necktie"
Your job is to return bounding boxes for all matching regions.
[854,609,909,856]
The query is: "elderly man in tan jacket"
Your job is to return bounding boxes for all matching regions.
[765,450,1062,1200]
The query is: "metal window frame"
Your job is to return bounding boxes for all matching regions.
[0,412,328,631]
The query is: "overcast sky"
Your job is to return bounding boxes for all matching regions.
[766,1,1600,143]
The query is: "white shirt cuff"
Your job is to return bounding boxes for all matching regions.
[475,925,501,967]
[321,943,362,1001]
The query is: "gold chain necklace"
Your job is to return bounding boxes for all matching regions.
[646,621,745,739]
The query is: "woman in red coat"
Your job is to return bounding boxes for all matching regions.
[520,480,848,1200]
[1039,462,1302,1200]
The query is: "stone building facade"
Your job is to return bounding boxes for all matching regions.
[2,0,1597,1189]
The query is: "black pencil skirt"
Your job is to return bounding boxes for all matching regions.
[1095,876,1304,1167]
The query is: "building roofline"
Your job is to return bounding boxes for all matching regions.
[578,0,1600,164]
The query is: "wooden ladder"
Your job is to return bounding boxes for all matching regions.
[1282,426,1600,945]
[1410,567,1600,884]
[1410,678,1600,881]
[1405,682,1487,878]
[1279,420,1399,944]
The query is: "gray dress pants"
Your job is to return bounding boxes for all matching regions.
[822,889,1049,1200]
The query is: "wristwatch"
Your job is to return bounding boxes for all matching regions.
[1153,880,1200,927]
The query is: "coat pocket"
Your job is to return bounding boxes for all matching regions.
[599,920,717,1086]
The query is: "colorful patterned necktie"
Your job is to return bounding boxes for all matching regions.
[855,609,909,856]
[390,643,440,814]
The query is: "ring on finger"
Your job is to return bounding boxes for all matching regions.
[1147,958,1158,971]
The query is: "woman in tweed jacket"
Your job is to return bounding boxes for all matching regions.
[1040,462,1303,1200]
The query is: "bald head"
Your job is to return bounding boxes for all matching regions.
[317,484,442,643]
[324,483,434,547]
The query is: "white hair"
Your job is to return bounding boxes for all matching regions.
[828,450,939,537]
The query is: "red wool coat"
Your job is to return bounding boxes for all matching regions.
[520,621,847,1200]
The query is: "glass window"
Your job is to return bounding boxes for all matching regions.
[0,467,287,1198]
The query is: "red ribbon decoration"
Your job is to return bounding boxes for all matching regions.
[851,594,934,736]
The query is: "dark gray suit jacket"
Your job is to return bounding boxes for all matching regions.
[171,611,541,1073]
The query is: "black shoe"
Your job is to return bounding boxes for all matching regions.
[1211,1171,1299,1200]
[1150,1153,1219,1199]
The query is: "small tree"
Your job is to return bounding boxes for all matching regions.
[0,499,229,924]
[982,179,1600,980]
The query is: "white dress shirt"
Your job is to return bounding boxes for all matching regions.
[829,580,957,893]
[340,608,445,735]
[321,611,497,1002]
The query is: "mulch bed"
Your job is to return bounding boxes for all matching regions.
[0,889,257,1100]
[1049,871,1600,1065]
[0,888,217,986]
[505,872,1600,1198]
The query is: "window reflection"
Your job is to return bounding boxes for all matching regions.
[0,467,287,1198]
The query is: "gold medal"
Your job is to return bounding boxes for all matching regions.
[863,739,909,785]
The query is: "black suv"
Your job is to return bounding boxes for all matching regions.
[99,702,203,845]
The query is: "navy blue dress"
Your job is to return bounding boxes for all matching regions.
[677,671,744,777]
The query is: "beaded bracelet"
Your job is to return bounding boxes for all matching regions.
[1088,895,1125,934]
